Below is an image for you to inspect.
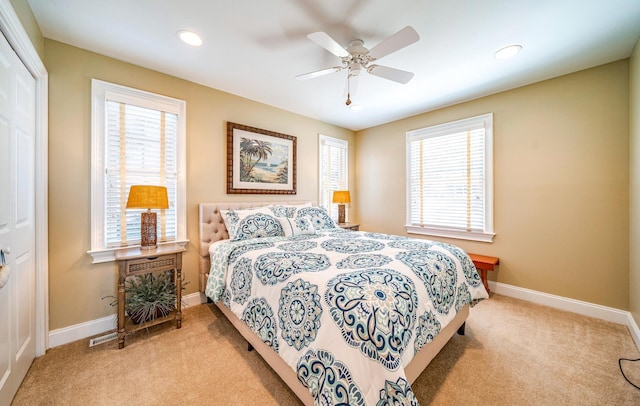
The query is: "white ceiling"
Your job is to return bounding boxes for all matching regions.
[27,0,640,131]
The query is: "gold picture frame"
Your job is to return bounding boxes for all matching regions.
[227,122,297,194]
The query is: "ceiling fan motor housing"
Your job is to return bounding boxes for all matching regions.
[346,39,371,71]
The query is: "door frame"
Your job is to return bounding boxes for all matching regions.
[0,0,48,355]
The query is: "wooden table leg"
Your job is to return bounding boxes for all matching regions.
[176,267,182,329]
[479,269,490,294]
[117,273,126,349]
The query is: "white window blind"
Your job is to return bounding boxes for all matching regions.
[89,79,187,263]
[319,135,348,220]
[406,113,494,242]
[105,101,178,247]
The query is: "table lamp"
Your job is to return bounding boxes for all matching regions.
[126,185,169,249]
[332,190,351,224]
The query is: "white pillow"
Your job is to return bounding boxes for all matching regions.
[220,207,284,241]
[278,216,316,237]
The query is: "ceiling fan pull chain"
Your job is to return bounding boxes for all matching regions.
[346,72,352,106]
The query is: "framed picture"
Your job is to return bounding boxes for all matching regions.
[227,122,297,194]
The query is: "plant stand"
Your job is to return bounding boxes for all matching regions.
[115,243,185,349]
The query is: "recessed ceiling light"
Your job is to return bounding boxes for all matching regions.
[177,30,203,47]
[494,45,522,60]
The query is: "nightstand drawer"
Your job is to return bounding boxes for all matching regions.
[123,254,177,276]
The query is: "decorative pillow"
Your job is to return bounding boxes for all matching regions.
[220,207,284,241]
[268,202,312,218]
[220,209,240,239]
[295,206,337,230]
[278,216,316,237]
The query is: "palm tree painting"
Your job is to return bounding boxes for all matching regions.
[228,122,296,194]
[239,137,288,184]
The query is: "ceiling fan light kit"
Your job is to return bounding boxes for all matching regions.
[297,26,420,106]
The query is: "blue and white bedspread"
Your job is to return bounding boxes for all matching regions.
[205,228,488,405]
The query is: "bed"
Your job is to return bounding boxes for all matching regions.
[198,202,488,405]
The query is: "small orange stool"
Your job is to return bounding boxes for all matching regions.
[468,253,499,294]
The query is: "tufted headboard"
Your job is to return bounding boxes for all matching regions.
[198,201,312,292]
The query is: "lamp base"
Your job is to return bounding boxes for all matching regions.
[140,211,157,249]
[337,204,346,224]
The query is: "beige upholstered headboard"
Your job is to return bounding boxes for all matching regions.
[198,201,312,292]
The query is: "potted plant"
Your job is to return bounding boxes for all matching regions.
[125,271,179,324]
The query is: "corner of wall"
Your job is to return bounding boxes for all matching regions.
[8,0,44,60]
[629,36,640,328]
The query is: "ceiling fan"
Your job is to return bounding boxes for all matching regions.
[296,26,420,105]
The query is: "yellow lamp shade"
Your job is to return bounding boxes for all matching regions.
[126,185,169,209]
[332,190,351,204]
[126,185,168,249]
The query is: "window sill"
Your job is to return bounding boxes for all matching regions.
[87,239,190,264]
[405,225,495,243]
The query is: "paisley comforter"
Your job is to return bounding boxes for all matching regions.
[205,228,488,405]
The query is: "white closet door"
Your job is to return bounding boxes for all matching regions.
[0,26,36,404]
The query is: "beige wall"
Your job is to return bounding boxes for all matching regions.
[45,39,355,330]
[355,60,630,310]
[9,0,44,59]
[630,39,640,326]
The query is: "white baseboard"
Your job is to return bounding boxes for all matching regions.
[48,292,206,349]
[49,314,117,348]
[490,281,640,350]
[183,292,208,308]
[626,312,640,351]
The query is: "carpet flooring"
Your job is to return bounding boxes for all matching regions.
[11,294,640,405]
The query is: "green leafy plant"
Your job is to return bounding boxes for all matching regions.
[125,271,184,324]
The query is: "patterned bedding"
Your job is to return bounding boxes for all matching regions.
[205,228,488,405]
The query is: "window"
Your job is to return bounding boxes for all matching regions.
[88,79,187,263]
[319,135,348,221]
[406,113,494,242]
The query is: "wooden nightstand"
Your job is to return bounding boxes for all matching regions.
[115,243,185,349]
[338,222,360,231]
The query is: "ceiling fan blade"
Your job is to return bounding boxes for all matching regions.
[296,66,342,80]
[307,32,350,58]
[368,26,419,60]
[368,64,414,84]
